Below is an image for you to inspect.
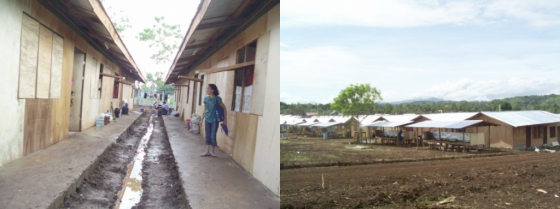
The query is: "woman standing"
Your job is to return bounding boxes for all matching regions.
[200,84,227,157]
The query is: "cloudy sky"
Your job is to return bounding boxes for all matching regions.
[100,0,200,78]
[280,0,560,104]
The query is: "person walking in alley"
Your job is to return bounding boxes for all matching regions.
[200,84,227,157]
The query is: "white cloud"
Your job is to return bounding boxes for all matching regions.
[281,0,560,28]
[411,78,560,101]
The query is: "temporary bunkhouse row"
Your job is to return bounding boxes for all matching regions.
[0,0,145,167]
[357,111,560,150]
[163,0,279,195]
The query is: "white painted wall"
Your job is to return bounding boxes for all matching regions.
[252,4,280,195]
[0,0,31,167]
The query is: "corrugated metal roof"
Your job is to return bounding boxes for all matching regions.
[359,115,383,125]
[406,120,485,129]
[480,111,560,127]
[378,114,420,122]
[297,121,320,126]
[311,122,344,127]
[364,121,414,127]
[42,0,146,82]
[421,112,478,121]
[330,116,353,123]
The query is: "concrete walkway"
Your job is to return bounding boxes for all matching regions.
[162,116,280,209]
[0,109,143,209]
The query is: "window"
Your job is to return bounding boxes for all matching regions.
[538,126,544,138]
[232,66,254,113]
[231,42,256,113]
[551,126,556,138]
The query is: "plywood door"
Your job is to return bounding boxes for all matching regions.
[69,51,85,131]
[23,99,52,155]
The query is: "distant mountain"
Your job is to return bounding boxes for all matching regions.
[389,97,444,104]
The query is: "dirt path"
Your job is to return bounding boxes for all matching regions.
[133,115,189,208]
[61,112,150,208]
[281,152,560,208]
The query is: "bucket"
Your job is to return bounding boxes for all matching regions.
[282,132,287,138]
[140,108,144,112]
[323,132,328,139]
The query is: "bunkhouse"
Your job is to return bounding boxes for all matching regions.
[467,111,560,149]
[163,0,279,195]
[0,0,145,167]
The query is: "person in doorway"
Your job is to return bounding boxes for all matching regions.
[199,84,227,157]
[162,101,169,115]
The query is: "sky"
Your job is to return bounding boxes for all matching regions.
[100,0,200,80]
[280,0,560,104]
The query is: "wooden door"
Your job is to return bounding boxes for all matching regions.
[69,49,85,131]
[526,126,531,147]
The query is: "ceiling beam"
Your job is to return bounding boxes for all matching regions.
[178,76,203,82]
[197,19,246,30]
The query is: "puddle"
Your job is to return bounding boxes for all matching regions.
[115,114,154,209]
[345,145,373,149]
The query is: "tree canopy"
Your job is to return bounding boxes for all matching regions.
[136,16,184,64]
[330,84,383,117]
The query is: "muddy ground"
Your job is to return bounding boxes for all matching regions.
[134,114,189,208]
[281,136,509,169]
[61,112,150,208]
[281,151,560,209]
[60,110,188,209]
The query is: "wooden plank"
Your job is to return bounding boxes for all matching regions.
[100,72,121,79]
[19,14,40,98]
[178,76,204,82]
[117,80,133,86]
[50,34,63,98]
[202,61,255,74]
[249,32,270,115]
[36,25,53,98]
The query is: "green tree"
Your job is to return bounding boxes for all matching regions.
[137,16,184,63]
[106,6,132,35]
[138,72,174,97]
[331,84,382,142]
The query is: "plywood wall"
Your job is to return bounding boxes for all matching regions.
[177,5,280,195]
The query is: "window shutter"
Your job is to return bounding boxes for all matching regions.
[50,34,63,98]
[18,15,40,98]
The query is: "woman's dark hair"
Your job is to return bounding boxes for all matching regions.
[208,84,219,96]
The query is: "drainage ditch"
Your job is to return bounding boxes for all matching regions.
[60,110,188,209]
